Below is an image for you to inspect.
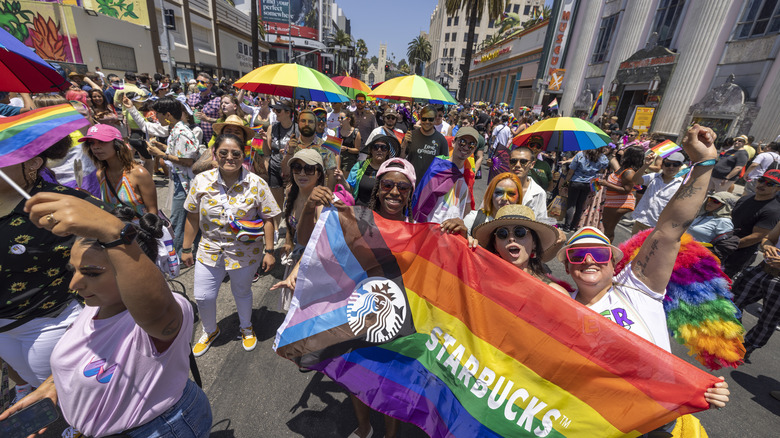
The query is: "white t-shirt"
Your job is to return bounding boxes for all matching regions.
[571,263,671,352]
[327,110,340,131]
[435,120,451,135]
[633,173,683,228]
[746,151,780,180]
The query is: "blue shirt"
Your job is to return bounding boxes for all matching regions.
[570,152,609,183]
[0,103,21,117]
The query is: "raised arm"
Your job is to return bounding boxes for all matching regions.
[25,193,181,343]
[632,152,657,185]
[631,125,718,292]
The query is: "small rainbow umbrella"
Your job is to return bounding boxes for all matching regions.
[0,104,89,167]
[331,75,372,100]
[235,63,350,102]
[0,27,69,93]
[369,74,457,105]
[512,117,610,152]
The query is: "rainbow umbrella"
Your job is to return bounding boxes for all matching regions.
[0,104,89,167]
[331,75,372,100]
[0,27,68,93]
[512,117,610,152]
[369,74,457,105]
[234,63,349,102]
[519,106,531,111]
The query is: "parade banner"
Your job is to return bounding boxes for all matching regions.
[275,206,718,437]
[261,0,320,41]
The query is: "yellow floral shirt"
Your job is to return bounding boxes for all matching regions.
[185,168,281,270]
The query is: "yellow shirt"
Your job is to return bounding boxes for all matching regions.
[184,168,281,269]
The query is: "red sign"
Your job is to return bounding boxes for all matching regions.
[619,55,676,70]
[546,1,576,77]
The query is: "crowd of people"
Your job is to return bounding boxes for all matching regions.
[6,65,780,437]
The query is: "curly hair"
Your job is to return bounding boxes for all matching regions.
[78,206,162,262]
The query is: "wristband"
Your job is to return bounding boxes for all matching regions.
[181,247,193,254]
[264,248,274,255]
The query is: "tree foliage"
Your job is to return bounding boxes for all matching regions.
[407,35,432,76]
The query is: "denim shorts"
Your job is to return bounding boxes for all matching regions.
[125,380,212,438]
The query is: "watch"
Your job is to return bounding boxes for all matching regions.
[264,248,274,255]
[99,223,138,248]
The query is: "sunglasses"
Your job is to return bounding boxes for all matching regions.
[379,179,412,194]
[510,158,531,166]
[317,117,327,122]
[356,99,366,103]
[291,163,318,175]
[707,197,723,205]
[197,80,209,84]
[759,177,780,187]
[372,143,390,152]
[338,116,347,120]
[456,138,477,149]
[217,149,243,159]
[493,188,518,198]
[566,247,613,264]
[494,226,528,240]
[420,117,435,122]
[663,161,682,168]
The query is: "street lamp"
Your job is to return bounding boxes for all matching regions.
[649,74,661,92]
[610,78,619,93]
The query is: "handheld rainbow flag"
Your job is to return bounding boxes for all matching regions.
[548,98,558,110]
[249,137,264,165]
[650,140,682,159]
[322,135,343,155]
[275,206,720,437]
[509,114,520,130]
[250,125,265,134]
[412,111,420,123]
[0,104,90,167]
[589,87,603,120]
[616,230,745,370]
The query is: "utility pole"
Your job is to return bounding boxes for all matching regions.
[251,0,259,68]
[287,0,293,63]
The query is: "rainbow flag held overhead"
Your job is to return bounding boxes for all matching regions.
[0,104,90,167]
[275,206,719,437]
[651,140,682,159]
[547,98,558,110]
[589,87,603,120]
[322,135,343,155]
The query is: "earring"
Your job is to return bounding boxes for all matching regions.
[530,252,536,259]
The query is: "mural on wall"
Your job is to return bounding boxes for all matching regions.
[0,1,83,63]
[82,0,149,26]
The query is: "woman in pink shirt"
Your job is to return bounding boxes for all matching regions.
[0,194,211,438]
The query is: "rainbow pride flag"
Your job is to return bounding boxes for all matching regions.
[589,87,603,120]
[548,98,558,110]
[411,157,469,223]
[509,114,520,130]
[322,135,343,155]
[275,206,719,437]
[0,104,90,167]
[412,111,420,123]
[651,140,682,159]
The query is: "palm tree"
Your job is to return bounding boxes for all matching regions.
[355,38,368,75]
[445,0,506,102]
[332,29,353,75]
[407,35,432,76]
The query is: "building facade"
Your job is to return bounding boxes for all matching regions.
[466,21,548,108]
[556,0,780,143]
[361,44,387,87]
[425,0,544,93]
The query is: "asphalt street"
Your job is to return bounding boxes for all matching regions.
[38,165,780,438]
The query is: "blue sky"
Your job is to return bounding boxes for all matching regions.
[335,0,439,63]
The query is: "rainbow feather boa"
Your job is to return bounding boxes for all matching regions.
[614,229,745,370]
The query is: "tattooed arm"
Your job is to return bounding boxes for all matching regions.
[631,125,718,293]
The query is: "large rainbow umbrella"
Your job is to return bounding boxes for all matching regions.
[234,63,350,102]
[369,74,457,105]
[0,104,89,167]
[0,27,69,93]
[331,75,372,100]
[512,117,610,151]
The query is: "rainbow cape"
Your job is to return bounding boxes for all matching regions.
[650,140,682,159]
[615,230,745,370]
[322,135,343,155]
[0,104,90,167]
[411,158,470,223]
[275,206,719,437]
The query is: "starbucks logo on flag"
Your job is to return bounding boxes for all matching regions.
[347,277,406,343]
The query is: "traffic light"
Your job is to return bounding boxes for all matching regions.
[385,64,389,72]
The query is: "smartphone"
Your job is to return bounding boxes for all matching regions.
[0,398,60,438]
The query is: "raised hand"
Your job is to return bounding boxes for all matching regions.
[681,124,718,163]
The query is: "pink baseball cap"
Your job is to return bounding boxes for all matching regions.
[78,124,123,143]
[377,158,417,190]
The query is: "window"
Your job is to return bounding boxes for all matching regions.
[464,33,469,42]
[591,13,619,63]
[461,48,466,58]
[524,5,531,15]
[443,48,447,57]
[454,16,459,26]
[514,5,520,13]
[97,41,137,71]
[449,48,455,57]
[650,0,686,48]
[447,17,452,26]
[452,32,457,41]
[735,0,780,39]
[445,33,450,42]
[505,3,511,13]
[488,19,495,28]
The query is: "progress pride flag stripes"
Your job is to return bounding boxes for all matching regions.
[274,206,717,437]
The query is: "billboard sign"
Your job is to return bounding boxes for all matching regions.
[261,0,319,41]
